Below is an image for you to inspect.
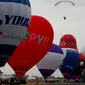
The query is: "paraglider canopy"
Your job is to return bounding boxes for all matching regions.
[54,1,75,20]
[55,1,75,6]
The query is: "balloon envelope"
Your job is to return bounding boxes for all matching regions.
[59,34,79,79]
[0,0,31,67]
[73,53,85,77]
[59,34,78,50]
[37,44,65,79]
[8,15,54,78]
[59,49,79,79]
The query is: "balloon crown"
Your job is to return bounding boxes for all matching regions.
[59,34,78,50]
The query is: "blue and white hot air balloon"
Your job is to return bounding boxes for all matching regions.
[59,34,79,79]
[0,0,31,67]
[59,49,79,79]
[37,43,65,79]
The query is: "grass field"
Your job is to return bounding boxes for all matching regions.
[1,83,85,85]
[31,83,84,84]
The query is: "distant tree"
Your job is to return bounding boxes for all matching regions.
[12,74,18,79]
[11,74,28,84]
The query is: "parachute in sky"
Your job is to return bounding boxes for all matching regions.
[0,0,31,67]
[54,1,75,20]
[55,1,75,6]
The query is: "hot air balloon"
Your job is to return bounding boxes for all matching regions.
[59,34,79,79]
[0,0,31,67]
[8,15,54,78]
[79,53,85,71]
[73,53,85,78]
[59,34,78,50]
[37,43,65,79]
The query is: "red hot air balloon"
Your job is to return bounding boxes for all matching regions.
[73,53,85,78]
[8,15,54,78]
[59,34,79,79]
[59,34,78,50]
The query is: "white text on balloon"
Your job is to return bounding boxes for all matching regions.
[0,15,30,27]
[24,32,49,47]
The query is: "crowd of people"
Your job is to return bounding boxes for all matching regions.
[0,70,85,85]
[0,77,26,85]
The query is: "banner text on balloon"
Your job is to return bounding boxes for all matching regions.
[0,15,29,27]
[24,32,49,47]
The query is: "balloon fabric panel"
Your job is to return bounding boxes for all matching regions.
[8,15,54,78]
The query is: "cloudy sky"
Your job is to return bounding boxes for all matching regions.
[1,0,85,78]
[30,0,85,51]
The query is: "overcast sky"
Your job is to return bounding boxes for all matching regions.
[1,0,85,78]
[30,0,85,51]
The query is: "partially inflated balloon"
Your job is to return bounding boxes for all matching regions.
[8,15,54,78]
[59,34,79,79]
[59,49,79,79]
[74,53,85,77]
[37,44,65,79]
[0,0,31,67]
[79,53,85,63]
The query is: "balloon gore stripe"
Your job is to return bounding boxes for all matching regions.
[0,0,31,7]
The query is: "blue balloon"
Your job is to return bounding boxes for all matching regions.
[37,44,65,79]
[59,49,79,79]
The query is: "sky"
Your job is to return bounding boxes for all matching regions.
[1,0,85,78]
[30,0,85,51]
